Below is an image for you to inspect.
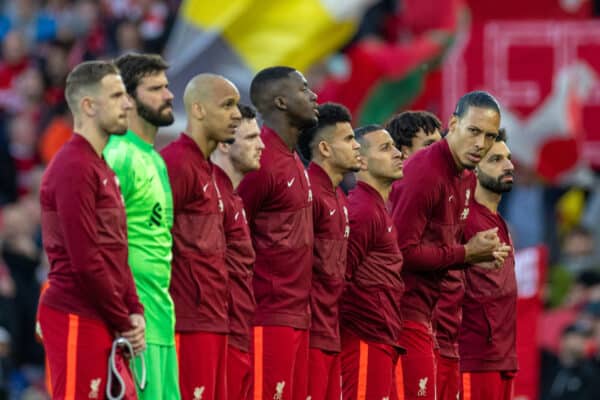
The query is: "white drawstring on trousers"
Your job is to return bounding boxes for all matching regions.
[106,337,147,400]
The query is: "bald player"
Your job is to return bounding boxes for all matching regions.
[237,66,318,400]
[161,74,242,400]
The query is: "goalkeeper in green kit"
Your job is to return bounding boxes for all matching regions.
[104,53,181,399]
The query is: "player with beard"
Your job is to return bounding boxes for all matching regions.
[237,66,318,400]
[389,91,511,400]
[210,103,265,400]
[161,74,241,400]
[459,129,518,400]
[339,125,405,399]
[103,53,180,400]
[38,61,143,399]
[297,103,361,400]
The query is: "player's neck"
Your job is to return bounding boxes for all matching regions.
[211,152,244,189]
[475,183,501,213]
[129,114,158,145]
[74,119,109,157]
[186,124,218,160]
[446,137,466,172]
[263,116,300,151]
[315,159,343,188]
[357,173,392,202]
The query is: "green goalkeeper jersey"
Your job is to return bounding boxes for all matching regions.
[104,130,175,345]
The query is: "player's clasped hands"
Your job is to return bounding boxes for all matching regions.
[464,227,511,269]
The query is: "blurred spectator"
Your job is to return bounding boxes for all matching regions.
[541,323,600,400]
[13,68,46,120]
[560,226,599,275]
[540,271,600,353]
[39,40,69,108]
[114,19,143,55]
[502,163,546,250]
[38,102,71,164]
[7,114,39,198]
[0,31,31,113]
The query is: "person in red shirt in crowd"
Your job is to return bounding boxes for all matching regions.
[210,103,265,400]
[296,102,361,400]
[38,60,144,399]
[0,31,31,112]
[161,74,242,400]
[339,124,405,399]
[389,91,511,400]
[459,129,517,400]
[237,66,318,400]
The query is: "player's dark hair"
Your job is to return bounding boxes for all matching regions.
[354,124,383,145]
[249,66,296,112]
[114,53,169,97]
[238,103,257,120]
[65,60,120,111]
[385,110,442,148]
[298,102,352,160]
[453,91,500,119]
[496,128,507,142]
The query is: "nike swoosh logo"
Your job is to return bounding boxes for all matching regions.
[287,178,295,187]
[234,212,239,221]
[329,209,336,216]
[202,183,209,193]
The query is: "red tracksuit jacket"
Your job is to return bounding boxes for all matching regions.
[390,139,472,331]
[340,181,404,347]
[237,126,314,329]
[214,165,256,352]
[161,134,228,333]
[459,199,517,372]
[40,134,142,332]
[308,162,350,352]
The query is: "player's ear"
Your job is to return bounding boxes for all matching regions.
[274,95,287,111]
[448,114,458,135]
[318,140,331,159]
[80,95,96,117]
[192,102,206,120]
[400,145,410,159]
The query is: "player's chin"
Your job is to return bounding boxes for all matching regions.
[220,132,236,143]
[110,125,129,136]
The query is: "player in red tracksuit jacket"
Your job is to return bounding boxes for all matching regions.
[161,74,242,400]
[211,103,265,400]
[339,124,405,399]
[237,66,318,400]
[389,91,510,400]
[296,102,361,400]
[387,110,466,400]
[39,61,143,400]
[459,129,518,400]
